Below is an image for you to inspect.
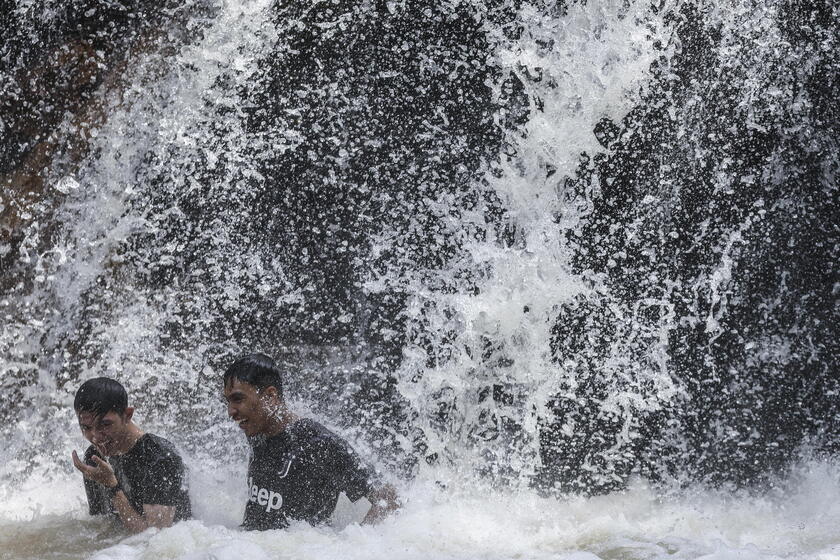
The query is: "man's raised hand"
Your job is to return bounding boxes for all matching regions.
[72,450,118,488]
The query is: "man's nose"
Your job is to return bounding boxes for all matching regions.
[227,403,237,418]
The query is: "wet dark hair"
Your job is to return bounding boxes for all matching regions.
[224,353,284,400]
[74,377,128,417]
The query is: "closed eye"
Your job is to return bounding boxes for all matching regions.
[225,392,246,404]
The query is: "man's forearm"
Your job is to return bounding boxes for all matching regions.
[110,490,176,533]
[111,489,149,533]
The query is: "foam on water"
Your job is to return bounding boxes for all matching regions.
[1,0,837,558]
[1,459,838,559]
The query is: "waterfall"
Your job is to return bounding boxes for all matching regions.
[1,0,836,512]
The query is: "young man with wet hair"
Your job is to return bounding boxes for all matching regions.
[72,377,191,533]
[223,353,399,530]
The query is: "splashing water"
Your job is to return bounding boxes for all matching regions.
[0,0,837,557]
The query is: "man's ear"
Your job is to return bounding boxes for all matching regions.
[261,386,279,402]
[123,406,135,423]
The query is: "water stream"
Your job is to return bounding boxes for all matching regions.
[0,0,836,558]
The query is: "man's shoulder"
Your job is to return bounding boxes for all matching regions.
[134,433,185,465]
[288,418,347,447]
[140,432,176,448]
[289,418,331,439]
[288,418,361,459]
[256,419,352,461]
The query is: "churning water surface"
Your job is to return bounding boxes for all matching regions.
[1,0,837,558]
[1,456,839,560]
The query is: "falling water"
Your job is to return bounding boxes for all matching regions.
[0,0,837,558]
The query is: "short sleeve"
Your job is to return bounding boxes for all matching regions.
[134,448,185,507]
[312,433,379,503]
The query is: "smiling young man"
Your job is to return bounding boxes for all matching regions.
[71,377,191,533]
[223,353,399,530]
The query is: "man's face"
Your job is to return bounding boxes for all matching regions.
[223,378,280,437]
[76,409,132,457]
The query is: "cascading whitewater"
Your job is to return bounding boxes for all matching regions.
[378,0,684,487]
[0,0,837,503]
[565,0,838,486]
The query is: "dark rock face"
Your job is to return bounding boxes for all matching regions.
[538,0,839,490]
[121,0,521,349]
[0,1,208,280]
[249,0,513,344]
[1,0,836,492]
[15,0,521,474]
[0,0,216,460]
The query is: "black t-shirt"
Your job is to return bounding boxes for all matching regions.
[243,418,378,530]
[84,433,191,523]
